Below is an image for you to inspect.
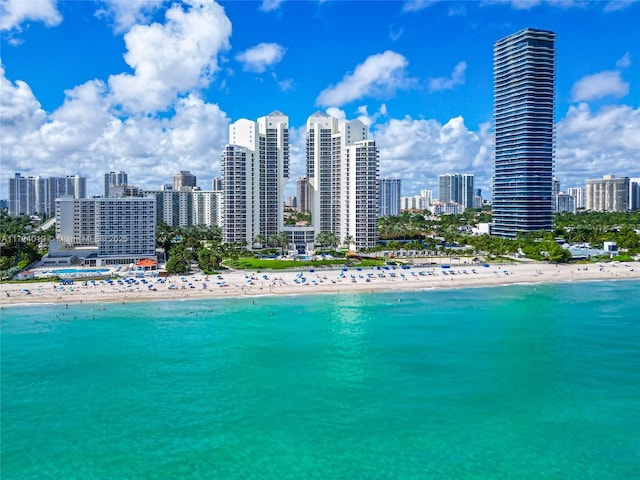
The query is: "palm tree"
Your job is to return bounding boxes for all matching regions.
[343,235,355,251]
[253,234,266,250]
[326,232,339,251]
[155,222,174,251]
[315,232,330,252]
[274,231,290,255]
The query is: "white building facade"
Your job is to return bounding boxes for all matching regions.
[192,191,223,227]
[222,111,290,247]
[567,186,586,210]
[306,112,379,250]
[55,197,156,266]
[401,190,432,211]
[95,198,156,261]
[430,202,465,215]
[142,189,223,228]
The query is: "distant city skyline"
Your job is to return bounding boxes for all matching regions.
[1,0,639,199]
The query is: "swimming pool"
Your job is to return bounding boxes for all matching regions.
[45,268,111,275]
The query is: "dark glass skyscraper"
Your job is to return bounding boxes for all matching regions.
[493,28,556,237]
[379,178,401,217]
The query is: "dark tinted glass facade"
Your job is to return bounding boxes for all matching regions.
[493,28,556,237]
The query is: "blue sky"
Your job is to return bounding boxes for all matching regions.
[1,0,639,200]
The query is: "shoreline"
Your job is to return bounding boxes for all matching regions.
[2,261,639,308]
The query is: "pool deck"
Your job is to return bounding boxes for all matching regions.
[27,266,118,279]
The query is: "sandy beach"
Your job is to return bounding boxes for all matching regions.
[1,260,639,307]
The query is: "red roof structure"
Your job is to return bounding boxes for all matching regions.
[136,259,157,268]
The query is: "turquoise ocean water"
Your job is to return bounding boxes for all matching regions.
[2,280,639,479]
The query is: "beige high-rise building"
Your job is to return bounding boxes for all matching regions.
[172,171,197,191]
[585,175,629,212]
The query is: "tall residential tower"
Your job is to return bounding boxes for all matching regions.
[306,112,379,250]
[172,171,197,191]
[8,173,87,217]
[379,178,401,217]
[438,173,474,209]
[104,171,128,198]
[492,28,556,237]
[585,175,630,212]
[222,111,290,246]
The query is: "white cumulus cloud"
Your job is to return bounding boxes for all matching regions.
[0,64,47,130]
[372,115,494,196]
[556,103,640,187]
[428,61,467,92]
[108,0,232,114]
[571,70,629,102]
[0,67,230,196]
[0,0,62,31]
[95,0,166,33]
[236,43,286,73]
[316,51,413,108]
[355,104,388,126]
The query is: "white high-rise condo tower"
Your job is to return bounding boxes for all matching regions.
[306,112,379,250]
[493,28,556,237]
[222,111,290,247]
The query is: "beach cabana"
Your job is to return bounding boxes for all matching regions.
[136,259,158,271]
